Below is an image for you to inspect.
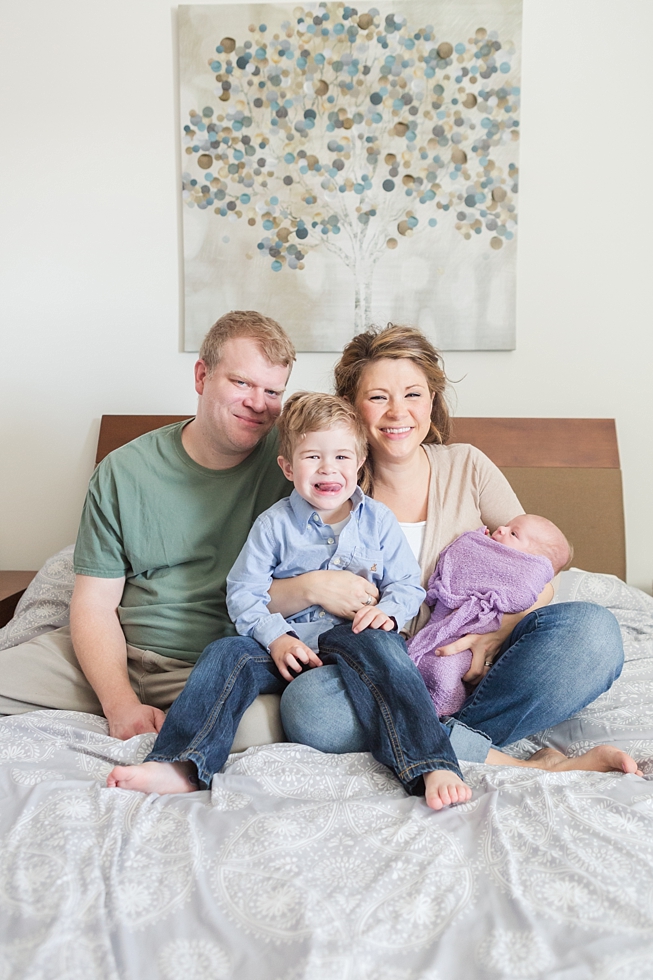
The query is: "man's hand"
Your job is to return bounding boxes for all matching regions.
[352,607,395,633]
[269,634,322,682]
[269,571,379,620]
[435,633,502,685]
[106,702,167,740]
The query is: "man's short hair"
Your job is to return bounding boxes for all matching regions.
[277,391,368,462]
[199,310,296,374]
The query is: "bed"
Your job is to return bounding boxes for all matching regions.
[0,417,651,980]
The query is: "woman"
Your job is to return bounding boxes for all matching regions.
[276,325,634,775]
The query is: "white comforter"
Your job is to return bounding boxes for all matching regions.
[1,570,652,980]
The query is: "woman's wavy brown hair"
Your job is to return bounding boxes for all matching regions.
[334,324,452,494]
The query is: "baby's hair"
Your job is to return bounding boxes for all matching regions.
[277,391,368,462]
[525,515,573,573]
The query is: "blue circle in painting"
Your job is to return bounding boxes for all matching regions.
[383,179,395,191]
[271,260,282,271]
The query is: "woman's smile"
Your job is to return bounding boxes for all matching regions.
[355,358,434,461]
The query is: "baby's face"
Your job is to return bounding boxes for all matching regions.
[491,516,544,557]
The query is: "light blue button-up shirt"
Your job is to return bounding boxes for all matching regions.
[226,487,426,653]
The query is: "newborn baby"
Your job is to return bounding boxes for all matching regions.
[407,515,571,716]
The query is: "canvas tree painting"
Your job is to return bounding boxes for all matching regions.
[180,1,521,350]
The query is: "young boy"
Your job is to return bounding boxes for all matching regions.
[408,515,572,715]
[108,393,471,810]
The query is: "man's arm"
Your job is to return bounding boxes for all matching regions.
[70,574,166,740]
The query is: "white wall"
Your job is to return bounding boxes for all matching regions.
[1,0,652,591]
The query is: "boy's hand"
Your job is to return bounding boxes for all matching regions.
[352,607,395,634]
[269,634,322,682]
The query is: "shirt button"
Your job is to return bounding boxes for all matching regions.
[327,537,335,545]
[318,611,325,618]
[333,557,341,565]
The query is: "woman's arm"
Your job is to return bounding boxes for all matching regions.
[435,582,554,684]
[268,571,379,619]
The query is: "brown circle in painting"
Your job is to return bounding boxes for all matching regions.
[221,37,236,53]
[437,42,453,59]
[451,148,467,165]
[315,80,329,96]
[198,154,214,170]
[490,236,503,249]
[463,94,477,109]
[357,13,373,29]
[394,122,408,137]
[492,187,507,202]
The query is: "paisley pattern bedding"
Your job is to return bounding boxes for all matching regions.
[0,569,652,979]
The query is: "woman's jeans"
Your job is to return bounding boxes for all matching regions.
[146,624,463,793]
[280,603,625,763]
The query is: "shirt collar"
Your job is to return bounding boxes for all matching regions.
[289,485,366,529]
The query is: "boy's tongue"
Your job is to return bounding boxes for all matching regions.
[315,482,342,494]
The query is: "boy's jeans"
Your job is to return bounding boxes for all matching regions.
[146,624,462,793]
[280,602,625,761]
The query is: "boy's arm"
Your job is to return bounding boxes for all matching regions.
[227,516,302,651]
[369,509,426,629]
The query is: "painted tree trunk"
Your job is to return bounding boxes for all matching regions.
[353,264,374,335]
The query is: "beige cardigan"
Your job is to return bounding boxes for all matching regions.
[404,443,524,637]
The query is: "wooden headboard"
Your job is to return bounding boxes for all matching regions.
[97,415,626,579]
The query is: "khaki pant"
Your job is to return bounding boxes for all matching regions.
[0,626,285,753]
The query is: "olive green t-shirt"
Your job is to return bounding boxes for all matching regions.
[73,421,291,661]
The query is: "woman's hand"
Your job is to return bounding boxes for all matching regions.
[434,582,555,686]
[435,632,503,685]
[269,571,379,620]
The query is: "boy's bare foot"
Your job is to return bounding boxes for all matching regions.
[525,745,644,777]
[424,769,472,811]
[106,760,200,794]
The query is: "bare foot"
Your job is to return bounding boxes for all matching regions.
[106,760,200,794]
[424,769,472,811]
[525,746,644,778]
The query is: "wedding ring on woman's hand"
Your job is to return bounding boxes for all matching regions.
[364,595,374,605]
[484,660,493,667]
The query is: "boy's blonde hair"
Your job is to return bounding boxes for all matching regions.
[199,310,296,375]
[277,392,368,461]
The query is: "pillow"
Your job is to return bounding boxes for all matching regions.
[0,545,75,651]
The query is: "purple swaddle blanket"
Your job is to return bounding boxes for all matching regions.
[407,527,554,716]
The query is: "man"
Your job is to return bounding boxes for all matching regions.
[0,312,294,741]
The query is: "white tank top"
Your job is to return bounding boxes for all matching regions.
[398,521,427,562]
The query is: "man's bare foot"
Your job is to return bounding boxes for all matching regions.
[525,745,644,778]
[106,760,200,794]
[424,769,472,811]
